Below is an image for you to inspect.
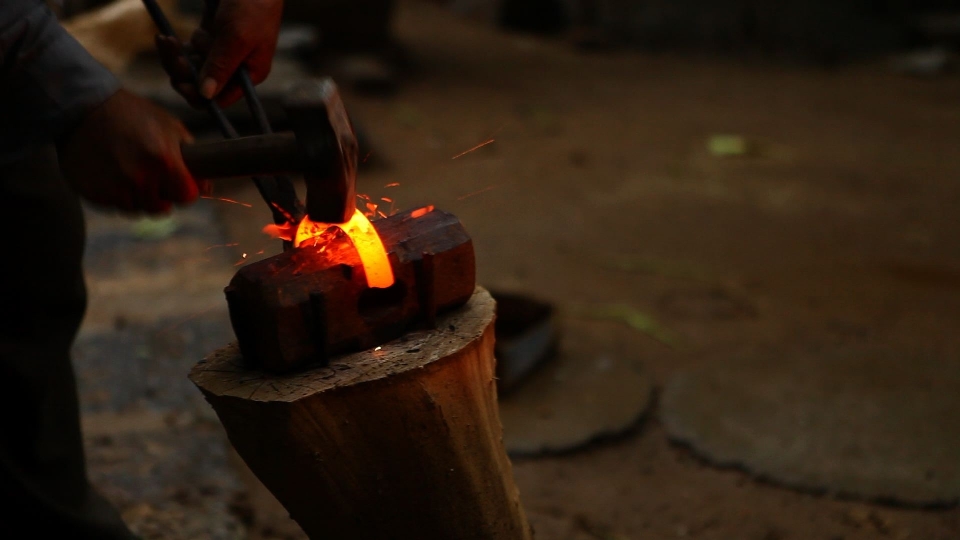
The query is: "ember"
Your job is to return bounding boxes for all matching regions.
[411,205,435,219]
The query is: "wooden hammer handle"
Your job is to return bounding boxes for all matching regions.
[181,132,301,179]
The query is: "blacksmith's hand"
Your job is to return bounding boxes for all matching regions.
[156,0,283,108]
[58,89,198,215]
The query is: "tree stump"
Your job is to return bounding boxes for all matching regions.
[190,288,532,540]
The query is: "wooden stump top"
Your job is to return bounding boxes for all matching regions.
[191,287,495,403]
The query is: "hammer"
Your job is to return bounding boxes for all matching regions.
[180,79,358,225]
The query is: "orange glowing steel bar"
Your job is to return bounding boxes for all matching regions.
[294,210,395,289]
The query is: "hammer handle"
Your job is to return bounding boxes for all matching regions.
[181,133,301,179]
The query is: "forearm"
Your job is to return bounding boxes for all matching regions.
[0,0,120,163]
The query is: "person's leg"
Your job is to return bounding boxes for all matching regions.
[0,145,134,539]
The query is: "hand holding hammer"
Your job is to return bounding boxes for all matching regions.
[145,0,359,226]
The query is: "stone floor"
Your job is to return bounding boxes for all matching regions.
[77,205,245,539]
[75,1,960,538]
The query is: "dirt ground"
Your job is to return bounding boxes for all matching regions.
[82,1,960,538]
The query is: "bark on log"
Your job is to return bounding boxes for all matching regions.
[190,288,532,540]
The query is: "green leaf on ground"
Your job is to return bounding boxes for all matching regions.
[707,134,749,157]
[571,304,676,347]
[132,216,178,240]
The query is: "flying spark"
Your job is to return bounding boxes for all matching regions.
[200,196,252,208]
[269,202,295,224]
[452,139,495,160]
[203,242,240,252]
[410,205,434,218]
[456,185,500,201]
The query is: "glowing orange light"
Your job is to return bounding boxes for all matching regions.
[410,205,434,219]
[293,210,395,289]
[262,205,438,289]
[262,221,297,242]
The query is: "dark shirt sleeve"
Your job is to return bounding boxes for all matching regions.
[0,0,121,163]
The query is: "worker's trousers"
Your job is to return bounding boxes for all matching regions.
[0,146,134,539]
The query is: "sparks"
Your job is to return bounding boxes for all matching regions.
[410,205,435,219]
[269,201,295,224]
[203,242,240,252]
[384,182,400,188]
[456,185,499,201]
[262,221,298,242]
[200,196,252,208]
[381,197,396,215]
[452,138,495,160]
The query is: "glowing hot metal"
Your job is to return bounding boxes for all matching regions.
[295,210,395,289]
[264,210,395,289]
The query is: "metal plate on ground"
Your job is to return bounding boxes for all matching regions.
[498,330,653,456]
[661,345,960,506]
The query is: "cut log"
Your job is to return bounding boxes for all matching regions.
[190,288,532,540]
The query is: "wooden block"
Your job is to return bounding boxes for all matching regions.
[191,288,533,540]
[226,207,475,373]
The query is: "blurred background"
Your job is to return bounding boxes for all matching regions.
[54,0,960,538]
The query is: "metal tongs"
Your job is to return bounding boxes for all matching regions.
[140,0,303,228]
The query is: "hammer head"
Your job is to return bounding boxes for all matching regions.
[284,79,358,224]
